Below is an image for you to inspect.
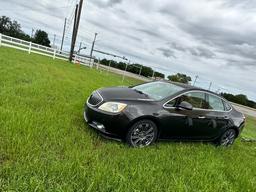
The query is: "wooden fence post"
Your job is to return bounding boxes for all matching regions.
[73,55,77,64]
[90,59,94,68]
[28,42,32,54]
[0,33,2,47]
[97,58,100,70]
[53,49,56,59]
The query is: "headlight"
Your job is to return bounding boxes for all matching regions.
[98,102,127,113]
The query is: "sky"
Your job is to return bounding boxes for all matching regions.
[1,0,256,100]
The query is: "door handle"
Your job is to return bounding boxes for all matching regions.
[224,116,229,119]
[198,116,206,119]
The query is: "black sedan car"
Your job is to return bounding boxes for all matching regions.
[84,81,245,147]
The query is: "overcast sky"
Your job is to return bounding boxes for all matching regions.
[1,0,256,100]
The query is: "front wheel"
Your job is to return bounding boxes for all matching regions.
[217,129,237,147]
[126,120,158,147]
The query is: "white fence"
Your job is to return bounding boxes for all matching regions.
[0,33,157,84]
[0,33,93,67]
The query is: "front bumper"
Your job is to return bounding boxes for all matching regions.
[84,104,131,140]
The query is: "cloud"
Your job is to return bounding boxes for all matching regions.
[167,42,216,59]
[157,48,176,58]
[1,0,256,100]
[92,0,123,8]
[189,47,216,58]
[135,28,161,38]
[226,58,256,69]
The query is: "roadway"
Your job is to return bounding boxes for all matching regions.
[232,103,256,117]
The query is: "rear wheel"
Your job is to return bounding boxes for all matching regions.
[217,129,236,147]
[126,120,158,147]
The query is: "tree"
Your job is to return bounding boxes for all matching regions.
[0,16,32,42]
[0,16,11,34]
[154,71,165,79]
[33,30,51,47]
[99,59,165,79]
[0,16,21,36]
[8,20,22,37]
[0,16,52,47]
[167,73,192,84]
[221,92,256,109]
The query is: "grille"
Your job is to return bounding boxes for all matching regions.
[88,91,103,106]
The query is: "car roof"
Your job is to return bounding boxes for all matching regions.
[159,80,222,98]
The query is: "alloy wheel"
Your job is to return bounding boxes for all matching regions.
[220,129,236,146]
[130,122,156,147]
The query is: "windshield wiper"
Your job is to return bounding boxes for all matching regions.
[133,89,149,97]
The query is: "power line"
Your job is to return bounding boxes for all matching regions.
[94,49,128,60]
[67,5,76,23]
[208,82,212,91]
[53,34,56,47]
[193,75,199,86]
[0,6,71,11]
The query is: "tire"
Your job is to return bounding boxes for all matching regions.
[217,129,237,147]
[126,120,158,147]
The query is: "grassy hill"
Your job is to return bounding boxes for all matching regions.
[0,47,256,191]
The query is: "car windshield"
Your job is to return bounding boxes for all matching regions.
[132,81,184,100]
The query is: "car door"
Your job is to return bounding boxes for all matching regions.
[161,98,191,139]
[162,91,215,140]
[204,93,230,138]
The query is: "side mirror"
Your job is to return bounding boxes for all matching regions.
[177,101,193,110]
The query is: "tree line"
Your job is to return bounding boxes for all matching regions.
[0,16,51,47]
[221,93,256,109]
[100,59,165,79]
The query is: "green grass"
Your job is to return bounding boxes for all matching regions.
[0,47,256,192]
[241,116,256,139]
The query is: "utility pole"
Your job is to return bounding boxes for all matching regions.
[69,4,78,62]
[208,82,212,91]
[69,0,84,62]
[78,42,82,53]
[139,66,142,76]
[60,18,67,51]
[90,33,98,60]
[107,60,112,74]
[193,75,199,86]
[122,60,130,82]
[79,42,82,51]
[97,57,100,70]
[31,28,34,38]
[53,34,56,47]
[152,71,155,79]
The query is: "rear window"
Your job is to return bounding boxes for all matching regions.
[223,101,232,111]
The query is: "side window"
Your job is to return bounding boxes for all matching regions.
[181,92,208,109]
[208,94,225,111]
[165,98,177,107]
[223,100,232,111]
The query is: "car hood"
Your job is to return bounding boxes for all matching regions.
[98,87,152,101]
